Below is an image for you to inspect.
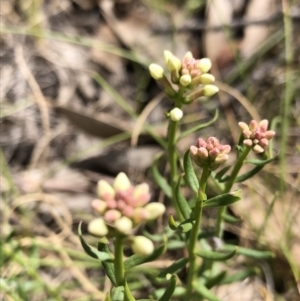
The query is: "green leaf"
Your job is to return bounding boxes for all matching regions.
[234,165,264,182]
[98,242,117,286]
[168,215,179,231]
[183,150,199,195]
[203,190,242,207]
[214,165,231,181]
[124,281,136,301]
[198,231,215,240]
[158,275,177,301]
[245,154,278,166]
[222,245,275,259]
[151,160,172,198]
[178,109,219,140]
[175,175,192,219]
[194,283,220,301]
[167,240,185,250]
[177,218,195,233]
[205,271,227,289]
[157,258,188,278]
[78,222,113,262]
[125,239,166,271]
[219,267,259,285]
[223,213,241,224]
[196,247,237,261]
[111,286,125,301]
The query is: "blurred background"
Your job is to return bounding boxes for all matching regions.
[1,0,300,300]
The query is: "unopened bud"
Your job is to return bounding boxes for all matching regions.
[179,74,192,86]
[131,236,154,255]
[104,209,122,223]
[133,183,151,206]
[166,56,181,72]
[197,58,212,73]
[91,199,107,214]
[97,180,115,201]
[169,108,183,121]
[183,51,193,59]
[114,172,131,192]
[199,74,215,84]
[149,64,164,80]
[144,203,166,220]
[114,216,133,234]
[88,218,108,237]
[163,50,173,65]
[203,85,219,97]
[253,144,265,153]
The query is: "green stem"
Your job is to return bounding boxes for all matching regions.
[114,235,125,286]
[215,146,251,238]
[185,168,210,299]
[167,94,183,219]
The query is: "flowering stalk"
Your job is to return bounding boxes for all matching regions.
[114,235,125,286]
[185,167,210,299]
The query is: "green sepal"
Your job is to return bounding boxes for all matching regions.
[157,258,188,278]
[205,271,227,289]
[222,244,274,259]
[196,247,237,261]
[158,275,177,301]
[194,283,220,301]
[168,215,178,230]
[78,222,113,262]
[98,242,118,286]
[219,267,259,285]
[214,165,231,182]
[178,109,218,140]
[203,190,241,207]
[111,286,125,301]
[175,174,192,219]
[151,158,172,198]
[183,150,199,195]
[124,281,136,301]
[124,238,166,270]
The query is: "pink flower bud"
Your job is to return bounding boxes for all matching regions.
[97,180,115,201]
[265,130,276,139]
[238,122,249,131]
[104,209,122,223]
[259,119,268,131]
[91,199,107,214]
[122,205,134,218]
[133,183,151,206]
[243,139,253,147]
[106,199,117,209]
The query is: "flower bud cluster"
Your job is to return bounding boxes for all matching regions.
[88,172,165,237]
[190,137,231,170]
[238,120,275,153]
[149,50,219,102]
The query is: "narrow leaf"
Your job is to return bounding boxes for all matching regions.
[167,240,185,250]
[175,175,192,219]
[151,162,172,198]
[177,217,195,233]
[196,247,237,261]
[124,281,136,301]
[194,283,220,301]
[179,109,219,140]
[235,165,264,182]
[111,286,125,301]
[214,165,231,181]
[98,243,117,286]
[125,239,166,270]
[78,222,113,262]
[223,213,241,224]
[205,271,227,289]
[183,150,199,195]
[168,215,178,231]
[245,154,278,166]
[158,275,177,301]
[203,190,241,208]
[219,267,259,285]
[222,244,274,259]
[157,258,188,278]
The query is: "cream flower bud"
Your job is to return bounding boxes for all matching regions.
[131,236,154,255]
[179,74,192,86]
[169,108,183,121]
[144,203,166,220]
[253,144,265,153]
[104,209,122,223]
[97,180,115,201]
[114,172,131,192]
[133,183,151,206]
[166,56,181,72]
[203,85,219,97]
[91,199,107,214]
[88,218,108,237]
[149,63,164,80]
[163,50,173,65]
[183,51,193,59]
[197,58,212,73]
[199,74,215,84]
[114,216,133,234]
